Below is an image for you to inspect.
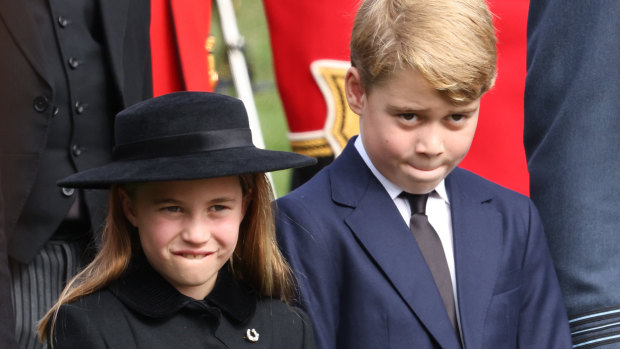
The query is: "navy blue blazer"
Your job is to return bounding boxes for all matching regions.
[275,139,571,348]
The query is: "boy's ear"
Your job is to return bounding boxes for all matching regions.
[120,188,138,227]
[345,67,366,115]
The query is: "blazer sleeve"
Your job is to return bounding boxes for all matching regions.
[49,304,106,349]
[516,200,572,348]
[275,196,340,349]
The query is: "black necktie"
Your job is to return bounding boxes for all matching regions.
[403,192,458,330]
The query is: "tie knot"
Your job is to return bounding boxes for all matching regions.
[402,192,429,215]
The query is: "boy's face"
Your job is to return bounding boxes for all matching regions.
[346,67,480,194]
[121,176,247,299]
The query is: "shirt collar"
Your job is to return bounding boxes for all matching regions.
[108,251,256,324]
[354,135,449,204]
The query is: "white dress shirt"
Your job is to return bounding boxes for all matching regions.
[354,136,460,316]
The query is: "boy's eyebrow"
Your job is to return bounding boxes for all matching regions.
[449,105,480,114]
[386,104,428,114]
[386,104,479,114]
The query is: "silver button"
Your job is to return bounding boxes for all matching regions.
[71,144,82,157]
[74,101,84,114]
[68,57,80,69]
[58,16,71,27]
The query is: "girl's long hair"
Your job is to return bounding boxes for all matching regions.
[37,185,137,344]
[38,174,295,344]
[233,173,295,302]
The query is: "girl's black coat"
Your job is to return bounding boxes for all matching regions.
[50,256,315,348]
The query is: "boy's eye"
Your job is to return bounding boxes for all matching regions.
[449,114,466,122]
[399,113,418,121]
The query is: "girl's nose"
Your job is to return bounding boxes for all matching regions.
[181,217,211,244]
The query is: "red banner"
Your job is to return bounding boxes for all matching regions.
[150,0,215,96]
[264,0,530,195]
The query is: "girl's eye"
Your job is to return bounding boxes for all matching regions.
[163,206,182,213]
[210,205,228,212]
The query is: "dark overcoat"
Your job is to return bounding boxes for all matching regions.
[50,257,316,349]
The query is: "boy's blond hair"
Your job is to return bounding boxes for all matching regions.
[350,0,497,103]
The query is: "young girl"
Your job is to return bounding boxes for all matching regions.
[37,92,317,348]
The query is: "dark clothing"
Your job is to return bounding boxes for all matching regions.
[0,0,152,263]
[50,255,316,349]
[0,174,18,349]
[525,1,620,346]
[276,138,571,349]
[9,238,86,348]
[0,1,151,346]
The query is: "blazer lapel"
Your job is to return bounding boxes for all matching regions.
[447,168,502,349]
[0,2,50,84]
[98,0,129,102]
[331,141,461,348]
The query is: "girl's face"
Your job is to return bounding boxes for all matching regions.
[121,176,248,299]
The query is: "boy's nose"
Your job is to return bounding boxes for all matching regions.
[415,127,444,157]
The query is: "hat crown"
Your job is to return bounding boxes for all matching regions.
[115,92,250,147]
[57,91,316,188]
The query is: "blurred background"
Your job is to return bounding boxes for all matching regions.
[209,1,292,196]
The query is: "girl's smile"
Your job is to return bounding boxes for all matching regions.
[121,176,248,300]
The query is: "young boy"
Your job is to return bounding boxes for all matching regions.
[275,0,572,348]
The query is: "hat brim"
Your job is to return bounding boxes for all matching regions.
[58,147,317,189]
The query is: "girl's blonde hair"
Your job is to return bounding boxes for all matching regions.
[350,0,497,103]
[38,173,294,344]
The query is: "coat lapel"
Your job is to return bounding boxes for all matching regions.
[0,2,50,84]
[98,0,129,102]
[331,141,461,348]
[447,168,502,349]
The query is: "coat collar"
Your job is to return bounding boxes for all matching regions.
[109,252,256,324]
[330,138,502,348]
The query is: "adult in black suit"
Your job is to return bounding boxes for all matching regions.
[525,1,620,347]
[0,1,151,347]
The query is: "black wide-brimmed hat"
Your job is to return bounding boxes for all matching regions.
[58,92,316,189]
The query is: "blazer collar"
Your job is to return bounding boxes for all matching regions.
[109,252,256,324]
[330,139,462,348]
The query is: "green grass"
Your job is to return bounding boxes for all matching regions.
[211,1,292,197]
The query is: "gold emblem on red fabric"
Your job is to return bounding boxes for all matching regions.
[289,60,359,158]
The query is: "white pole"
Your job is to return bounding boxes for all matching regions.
[215,0,265,149]
[215,0,277,195]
